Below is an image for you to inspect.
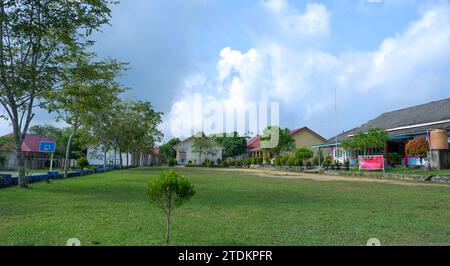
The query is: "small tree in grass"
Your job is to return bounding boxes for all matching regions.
[147,170,196,246]
[405,137,430,166]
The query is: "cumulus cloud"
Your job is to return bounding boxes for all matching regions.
[165,2,450,140]
[263,1,331,37]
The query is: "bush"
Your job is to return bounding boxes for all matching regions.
[216,158,222,165]
[147,170,195,246]
[76,157,89,169]
[294,148,314,164]
[0,155,6,169]
[221,160,229,168]
[168,159,177,167]
[243,158,252,167]
[235,160,242,167]
[389,152,402,166]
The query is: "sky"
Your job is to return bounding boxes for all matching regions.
[1,0,450,141]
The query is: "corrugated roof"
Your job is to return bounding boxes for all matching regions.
[1,134,55,153]
[328,98,450,143]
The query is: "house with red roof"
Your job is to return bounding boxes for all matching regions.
[0,134,58,170]
[247,127,327,158]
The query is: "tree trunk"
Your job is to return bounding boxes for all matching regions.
[103,148,107,170]
[119,149,123,169]
[165,212,171,246]
[126,151,129,167]
[16,139,27,188]
[64,126,78,178]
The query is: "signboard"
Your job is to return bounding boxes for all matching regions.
[359,155,385,172]
[39,141,56,153]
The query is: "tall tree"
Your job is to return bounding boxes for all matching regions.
[47,51,125,177]
[212,132,247,159]
[0,0,116,187]
[261,126,295,156]
[159,138,181,164]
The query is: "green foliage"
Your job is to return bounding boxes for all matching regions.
[294,148,314,163]
[147,170,196,245]
[389,152,402,166]
[221,160,229,168]
[76,157,90,169]
[212,132,247,158]
[168,159,177,167]
[260,126,295,155]
[341,128,388,154]
[192,133,219,164]
[159,139,181,163]
[323,156,332,167]
[0,155,6,169]
[0,0,118,187]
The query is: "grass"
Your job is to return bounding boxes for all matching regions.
[1,167,450,246]
[349,167,450,176]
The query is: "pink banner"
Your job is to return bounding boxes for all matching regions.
[359,155,384,170]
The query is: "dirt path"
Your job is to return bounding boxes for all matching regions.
[214,168,450,188]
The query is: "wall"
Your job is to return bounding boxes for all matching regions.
[175,140,223,165]
[87,147,132,167]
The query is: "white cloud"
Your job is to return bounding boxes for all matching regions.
[164,2,450,140]
[263,1,331,37]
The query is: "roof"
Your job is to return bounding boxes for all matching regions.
[328,98,450,144]
[247,136,261,149]
[289,127,327,142]
[1,134,55,153]
[247,127,326,150]
[151,147,160,155]
[173,134,224,150]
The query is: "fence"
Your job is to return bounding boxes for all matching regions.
[0,167,114,188]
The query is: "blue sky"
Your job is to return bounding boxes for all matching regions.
[1,0,450,141]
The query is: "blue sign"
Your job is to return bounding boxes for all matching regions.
[39,141,56,153]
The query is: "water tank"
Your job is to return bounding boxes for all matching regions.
[430,129,449,150]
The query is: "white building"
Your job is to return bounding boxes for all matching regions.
[173,136,224,165]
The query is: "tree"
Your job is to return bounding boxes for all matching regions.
[260,126,295,156]
[294,148,314,164]
[191,133,219,166]
[147,170,195,246]
[406,137,430,166]
[47,51,125,177]
[0,0,116,187]
[159,138,181,164]
[341,128,388,156]
[212,132,247,159]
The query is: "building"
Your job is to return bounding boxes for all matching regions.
[247,127,327,158]
[0,134,61,170]
[87,146,158,167]
[314,98,450,167]
[173,136,224,165]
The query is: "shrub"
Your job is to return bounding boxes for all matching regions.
[0,155,6,169]
[147,170,195,246]
[389,152,402,166]
[287,157,296,167]
[168,159,177,167]
[216,158,222,165]
[257,157,264,165]
[243,158,252,167]
[76,157,89,169]
[323,156,332,167]
[343,160,350,169]
[294,148,314,163]
[221,160,229,168]
[235,160,242,167]
[406,137,429,166]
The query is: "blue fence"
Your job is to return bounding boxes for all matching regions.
[0,167,114,188]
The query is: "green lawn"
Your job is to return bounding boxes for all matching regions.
[1,167,450,246]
